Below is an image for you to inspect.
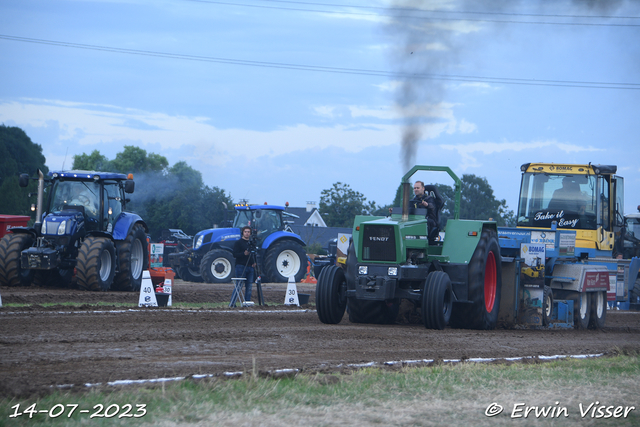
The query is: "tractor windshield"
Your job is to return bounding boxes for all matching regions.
[50,180,101,221]
[517,173,597,230]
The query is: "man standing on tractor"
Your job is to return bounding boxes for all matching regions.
[231,226,256,303]
[411,181,439,243]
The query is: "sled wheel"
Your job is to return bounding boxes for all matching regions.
[422,271,453,330]
[574,291,591,329]
[316,265,347,324]
[588,291,606,329]
[543,286,554,327]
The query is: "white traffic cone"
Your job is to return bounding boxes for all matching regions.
[138,270,158,307]
[163,277,173,307]
[284,275,299,306]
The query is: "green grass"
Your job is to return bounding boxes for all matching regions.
[2,355,639,426]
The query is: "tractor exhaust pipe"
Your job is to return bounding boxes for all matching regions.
[401,182,411,221]
[35,169,45,232]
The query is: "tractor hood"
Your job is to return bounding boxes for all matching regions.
[41,210,84,237]
[193,227,241,250]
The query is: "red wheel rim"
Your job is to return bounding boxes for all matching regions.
[484,251,497,312]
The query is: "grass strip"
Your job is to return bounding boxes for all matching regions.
[1,354,638,426]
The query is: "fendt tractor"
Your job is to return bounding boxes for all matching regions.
[316,164,640,330]
[169,204,308,283]
[316,165,502,330]
[0,170,149,291]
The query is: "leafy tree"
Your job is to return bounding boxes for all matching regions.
[111,145,168,174]
[424,174,515,228]
[72,150,112,171]
[319,182,377,227]
[0,125,48,216]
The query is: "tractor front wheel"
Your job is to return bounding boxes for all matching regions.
[0,233,35,287]
[264,241,307,283]
[201,249,234,283]
[422,271,453,330]
[113,224,149,291]
[316,265,347,324]
[76,237,116,291]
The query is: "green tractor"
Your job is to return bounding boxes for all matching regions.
[316,165,502,330]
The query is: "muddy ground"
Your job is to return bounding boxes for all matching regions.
[1,280,640,398]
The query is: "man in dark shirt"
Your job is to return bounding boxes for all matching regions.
[232,226,256,303]
[411,181,439,243]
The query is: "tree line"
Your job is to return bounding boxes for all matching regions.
[0,125,515,239]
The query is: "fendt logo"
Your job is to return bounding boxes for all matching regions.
[369,237,389,242]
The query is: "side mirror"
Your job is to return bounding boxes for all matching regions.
[124,180,135,194]
[19,174,30,188]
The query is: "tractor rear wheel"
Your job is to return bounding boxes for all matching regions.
[422,271,453,330]
[76,237,116,291]
[588,291,606,329]
[347,298,400,324]
[201,249,234,283]
[316,265,347,324]
[451,228,502,330]
[0,233,35,287]
[574,291,591,329]
[113,224,149,291]
[264,240,307,283]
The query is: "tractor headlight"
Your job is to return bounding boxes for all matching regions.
[194,235,204,249]
[358,266,368,275]
[388,267,398,276]
[57,220,67,235]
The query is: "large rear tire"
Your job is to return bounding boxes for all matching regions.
[0,233,35,287]
[264,240,307,283]
[422,271,453,330]
[316,265,347,324]
[200,249,234,283]
[451,228,502,330]
[76,237,116,291]
[113,224,149,291]
[588,291,606,329]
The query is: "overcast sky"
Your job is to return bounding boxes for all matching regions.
[2,0,639,216]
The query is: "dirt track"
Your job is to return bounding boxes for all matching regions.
[1,280,640,398]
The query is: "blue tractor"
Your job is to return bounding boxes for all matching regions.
[169,205,308,283]
[0,170,149,291]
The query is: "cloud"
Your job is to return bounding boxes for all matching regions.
[440,140,604,170]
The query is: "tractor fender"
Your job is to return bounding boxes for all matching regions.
[261,231,305,250]
[112,213,147,241]
[3,227,37,239]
